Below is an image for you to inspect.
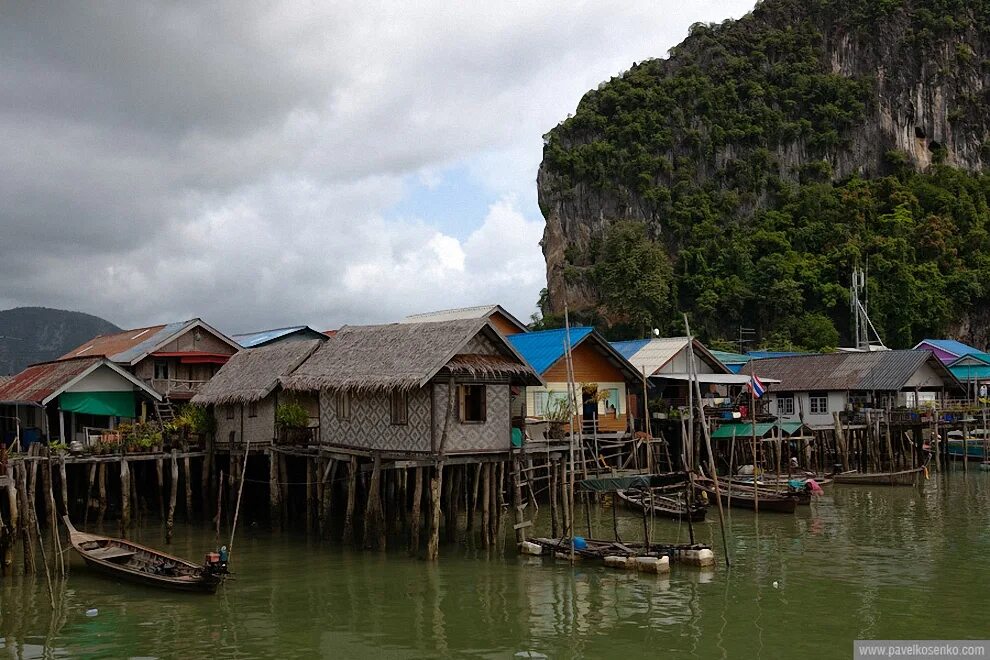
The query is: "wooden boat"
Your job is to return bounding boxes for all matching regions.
[693,477,797,513]
[831,467,925,486]
[63,517,225,593]
[617,488,707,522]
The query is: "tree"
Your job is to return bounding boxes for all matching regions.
[593,221,673,334]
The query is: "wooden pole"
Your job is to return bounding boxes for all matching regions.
[228,433,251,560]
[343,456,358,543]
[166,450,178,544]
[97,463,107,525]
[363,454,385,550]
[58,454,68,516]
[467,463,479,531]
[481,462,491,547]
[512,457,526,545]
[119,458,130,533]
[410,466,423,553]
[549,457,559,538]
[17,465,35,573]
[155,457,164,521]
[269,450,281,528]
[183,455,193,522]
[426,464,443,560]
[84,463,96,526]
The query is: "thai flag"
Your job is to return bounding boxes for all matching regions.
[748,375,766,398]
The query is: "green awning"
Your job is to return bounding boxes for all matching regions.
[59,391,136,418]
[711,421,805,439]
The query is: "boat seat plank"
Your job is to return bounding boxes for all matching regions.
[89,547,137,561]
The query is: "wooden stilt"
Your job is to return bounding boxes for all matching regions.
[467,464,480,531]
[426,464,443,561]
[481,462,491,547]
[512,457,526,545]
[445,466,460,543]
[269,450,281,528]
[84,463,96,526]
[410,466,423,553]
[363,454,385,550]
[493,462,504,545]
[5,463,18,538]
[549,458,559,538]
[395,467,407,535]
[17,466,35,573]
[119,458,131,532]
[306,458,315,535]
[278,453,289,524]
[166,451,178,544]
[323,459,337,538]
[156,457,165,521]
[201,448,212,519]
[97,463,107,525]
[343,456,358,543]
[183,456,193,522]
[316,456,325,536]
[58,454,69,516]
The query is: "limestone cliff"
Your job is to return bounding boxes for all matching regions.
[539,0,990,347]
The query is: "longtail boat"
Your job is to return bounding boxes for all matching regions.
[64,516,226,593]
[617,488,707,522]
[693,477,797,513]
[832,467,926,486]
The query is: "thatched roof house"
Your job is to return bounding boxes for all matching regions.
[282,318,541,455]
[192,339,322,406]
[283,318,540,393]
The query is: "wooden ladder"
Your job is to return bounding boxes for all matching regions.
[154,400,176,428]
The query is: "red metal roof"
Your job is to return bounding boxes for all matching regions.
[58,324,168,360]
[322,329,337,337]
[0,357,102,404]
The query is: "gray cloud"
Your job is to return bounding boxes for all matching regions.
[0,0,755,334]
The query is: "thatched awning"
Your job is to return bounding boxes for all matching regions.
[282,318,540,393]
[191,339,322,405]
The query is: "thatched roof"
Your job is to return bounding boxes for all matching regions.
[282,318,540,393]
[191,339,322,405]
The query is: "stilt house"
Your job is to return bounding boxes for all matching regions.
[191,339,324,447]
[281,319,541,455]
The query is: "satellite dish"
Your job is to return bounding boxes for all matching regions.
[652,328,660,337]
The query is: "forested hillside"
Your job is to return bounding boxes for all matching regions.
[538,0,990,349]
[0,307,120,374]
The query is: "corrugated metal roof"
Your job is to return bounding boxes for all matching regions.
[753,350,958,392]
[612,339,650,360]
[949,352,990,366]
[612,337,691,374]
[0,357,101,403]
[711,422,805,439]
[232,326,326,348]
[507,327,593,374]
[59,321,191,363]
[949,364,990,382]
[915,339,982,357]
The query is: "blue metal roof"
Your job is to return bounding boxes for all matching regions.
[917,339,982,357]
[233,326,312,348]
[747,350,808,360]
[948,364,990,381]
[507,327,593,374]
[611,339,650,361]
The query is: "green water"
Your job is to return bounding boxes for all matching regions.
[2,468,988,659]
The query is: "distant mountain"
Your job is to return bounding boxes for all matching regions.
[0,307,121,375]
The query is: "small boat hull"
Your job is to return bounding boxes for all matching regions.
[617,489,707,522]
[832,467,925,487]
[63,517,223,593]
[694,479,797,513]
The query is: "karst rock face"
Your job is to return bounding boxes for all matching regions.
[538,0,990,346]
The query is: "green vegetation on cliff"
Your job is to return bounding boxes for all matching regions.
[539,0,990,348]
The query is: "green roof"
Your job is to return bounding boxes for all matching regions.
[710,349,750,364]
[948,364,990,381]
[710,421,805,439]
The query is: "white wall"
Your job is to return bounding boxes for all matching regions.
[765,390,848,427]
[66,365,137,392]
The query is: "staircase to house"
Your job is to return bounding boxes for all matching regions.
[154,400,176,428]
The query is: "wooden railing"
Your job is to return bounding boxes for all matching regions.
[148,378,210,396]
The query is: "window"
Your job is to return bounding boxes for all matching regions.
[226,406,234,420]
[248,401,258,418]
[153,360,169,380]
[777,395,795,415]
[390,390,408,425]
[459,385,486,423]
[598,388,621,417]
[532,391,548,417]
[809,393,828,415]
[228,430,236,444]
[335,391,351,420]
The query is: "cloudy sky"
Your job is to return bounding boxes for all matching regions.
[1,1,754,334]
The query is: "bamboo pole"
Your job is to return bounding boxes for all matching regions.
[84,463,96,526]
[481,462,491,547]
[155,457,164,521]
[228,432,251,561]
[119,458,130,533]
[58,454,68,517]
[16,465,35,573]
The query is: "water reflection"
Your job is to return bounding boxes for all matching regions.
[0,469,988,659]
